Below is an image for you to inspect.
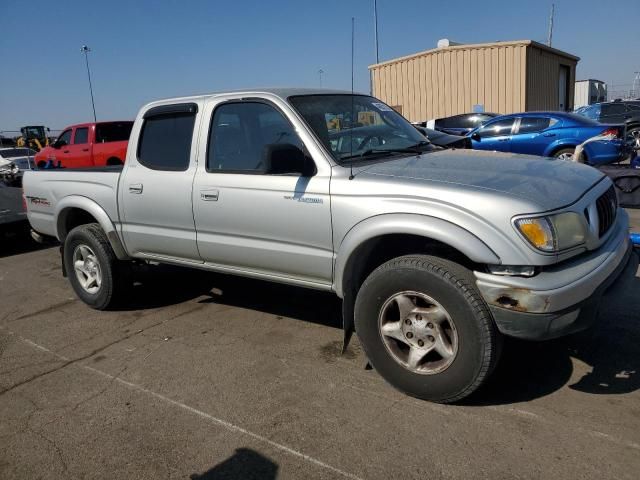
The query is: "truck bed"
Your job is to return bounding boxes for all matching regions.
[22,167,122,239]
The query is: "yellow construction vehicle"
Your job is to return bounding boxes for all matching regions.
[15,126,51,151]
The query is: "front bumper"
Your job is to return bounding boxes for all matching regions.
[474,211,633,340]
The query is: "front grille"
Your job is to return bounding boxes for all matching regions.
[595,185,617,237]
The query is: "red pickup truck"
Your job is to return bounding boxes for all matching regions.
[35,121,133,168]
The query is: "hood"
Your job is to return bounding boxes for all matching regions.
[358,149,605,211]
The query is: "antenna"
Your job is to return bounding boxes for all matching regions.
[349,17,355,180]
[547,3,555,47]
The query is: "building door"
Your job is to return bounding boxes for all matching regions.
[559,66,570,111]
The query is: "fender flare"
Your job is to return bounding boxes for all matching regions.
[333,213,500,298]
[55,195,130,260]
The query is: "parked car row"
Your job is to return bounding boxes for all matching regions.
[422,105,632,165]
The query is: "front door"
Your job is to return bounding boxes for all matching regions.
[192,99,333,285]
[50,129,72,167]
[119,103,202,262]
[510,116,555,156]
[65,126,91,167]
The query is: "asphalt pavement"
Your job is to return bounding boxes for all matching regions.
[1,220,639,479]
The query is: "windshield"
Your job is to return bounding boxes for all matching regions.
[288,94,433,163]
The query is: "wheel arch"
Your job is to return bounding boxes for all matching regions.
[334,214,501,348]
[106,157,123,166]
[55,196,129,260]
[544,141,579,157]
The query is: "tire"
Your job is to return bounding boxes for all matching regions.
[354,255,502,403]
[553,148,575,161]
[63,223,127,310]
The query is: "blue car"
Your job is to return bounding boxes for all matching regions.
[467,112,627,165]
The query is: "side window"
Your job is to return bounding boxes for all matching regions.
[476,119,514,138]
[602,103,626,116]
[137,108,196,171]
[73,127,89,144]
[207,102,303,173]
[517,117,552,134]
[58,129,72,146]
[96,122,133,143]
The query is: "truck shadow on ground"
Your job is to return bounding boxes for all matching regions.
[120,252,639,405]
[0,223,52,258]
[467,251,640,405]
[189,448,278,480]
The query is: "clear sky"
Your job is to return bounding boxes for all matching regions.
[1,0,638,132]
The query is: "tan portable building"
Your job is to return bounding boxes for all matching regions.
[369,40,580,122]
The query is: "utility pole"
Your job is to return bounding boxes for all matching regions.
[547,3,555,47]
[632,72,640,99]
[373,0,380,64]
[81,45,97,122]
[318,69,324,88]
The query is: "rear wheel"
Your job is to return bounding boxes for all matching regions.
[63,223,127,310]
[554,148,575,161]
[354,255,502,403]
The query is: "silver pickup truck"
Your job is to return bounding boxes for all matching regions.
[23,89,631,403]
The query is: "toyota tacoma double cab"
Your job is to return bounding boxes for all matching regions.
[23,89,631,403]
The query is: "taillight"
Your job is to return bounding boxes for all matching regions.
[601,127,620,138]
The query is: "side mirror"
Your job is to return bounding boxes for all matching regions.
[471,132,481,141]
[53,139,66,149]
[264,143,316,176]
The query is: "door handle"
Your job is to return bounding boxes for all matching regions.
[543,133,556,137]
[497,138,509,142]
[129,183,143,194]
[63,150,70,153]
[82,148,89,152]
[200,190,219,201]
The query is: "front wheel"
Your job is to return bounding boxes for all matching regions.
[354,255,502,403]
[63,223,128,310]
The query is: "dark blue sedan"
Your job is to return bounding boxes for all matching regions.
[467,112,627,165]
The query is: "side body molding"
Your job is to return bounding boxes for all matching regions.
[332,213,500,298]
[55,195,130,260]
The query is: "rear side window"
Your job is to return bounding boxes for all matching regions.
[602,103,626,116]
[96,122,133,143]
[137,111,196,171]
[73,127,89,144]
[517,117,552,134]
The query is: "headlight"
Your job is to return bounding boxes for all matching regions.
[515,212,585,252]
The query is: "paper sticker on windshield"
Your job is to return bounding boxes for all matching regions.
[371,102,394,112]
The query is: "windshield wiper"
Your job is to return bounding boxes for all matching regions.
[341,141,432,161]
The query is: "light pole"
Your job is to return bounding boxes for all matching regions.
[81,45,97,122]
[318,69,324,88]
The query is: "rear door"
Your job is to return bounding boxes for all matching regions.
[470,118,515,152]
[510,116,556,155]
[119,103,202,262]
